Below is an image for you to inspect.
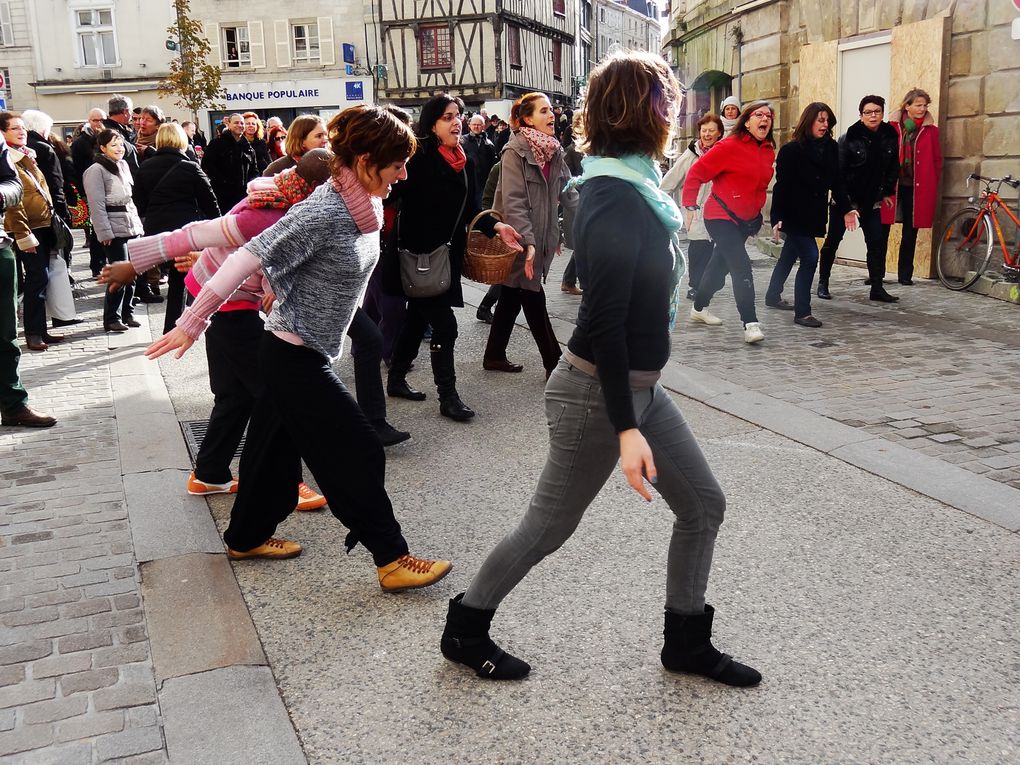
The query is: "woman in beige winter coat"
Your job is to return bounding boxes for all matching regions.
[483,92,573,377]
[82,129,144,332]
[661,112,723,298]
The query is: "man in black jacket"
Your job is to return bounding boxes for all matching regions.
[818,94,900,303]
[201,113,258,211]
[461,115,497,208]
[0,135,56,427]
[103,94,141,176]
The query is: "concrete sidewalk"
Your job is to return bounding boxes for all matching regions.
[2,244,1018,764]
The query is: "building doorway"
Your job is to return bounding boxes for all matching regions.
[835,36,891,264]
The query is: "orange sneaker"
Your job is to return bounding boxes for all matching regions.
[227,537,303,560]
[295,483,327,511]
[377,554,453,593]
[187,472,238,496]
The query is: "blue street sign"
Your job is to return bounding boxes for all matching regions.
[345,64,353,76]
[342,43,355,64]
[0,97,6,111]
[345,81,363,101]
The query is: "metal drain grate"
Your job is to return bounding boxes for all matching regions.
[180,420,246,465]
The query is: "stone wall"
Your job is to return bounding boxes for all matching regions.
[667,0,1020,277]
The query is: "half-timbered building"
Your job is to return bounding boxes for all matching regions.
[377,0,577,110]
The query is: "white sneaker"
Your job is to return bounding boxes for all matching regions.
[690,307,723,326]
[743,322,765,344]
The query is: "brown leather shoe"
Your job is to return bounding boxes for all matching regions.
[1,407,57,428]
[42,333,64,344]
[378,554,452,592]
[483,358,524,373]
[560,284,583,295]
[25,336,48,351]
[227,537,303,560]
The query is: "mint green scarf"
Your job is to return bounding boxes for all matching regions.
[567,154,686,329]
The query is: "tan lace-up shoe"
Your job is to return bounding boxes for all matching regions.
[377,554,453,593]
[227,537,303,560]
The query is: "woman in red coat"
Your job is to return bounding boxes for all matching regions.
[681,101,775,344]
[883,88,943,285]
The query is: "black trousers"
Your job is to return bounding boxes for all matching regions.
[818,204,846,285]
[18,227,54,337]
[223,332,409,565]
[194,310,264,484]
[686,239,715,293]
[347,306,386,422]
[389,295,460,398]
[897,183,918,281]
[162,267,189,335]
[101,237,135,325]
[483,286,561,372]
[695,219,759,325]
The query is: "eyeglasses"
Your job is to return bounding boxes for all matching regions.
[749,111,772,120]
[861,109,883,117]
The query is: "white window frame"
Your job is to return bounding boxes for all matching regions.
[73,6,119,68]
[0,2,14,47]
[222,24,251,68]
[291,21,320,65]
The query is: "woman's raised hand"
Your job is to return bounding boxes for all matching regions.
[145,327,195,361]
[98,261,136,291]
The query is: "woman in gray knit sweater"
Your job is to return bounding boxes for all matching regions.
[145,106,452,593]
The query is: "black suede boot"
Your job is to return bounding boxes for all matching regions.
[441,594,530,680]
[660,605,761,687]
[386,357,426,401]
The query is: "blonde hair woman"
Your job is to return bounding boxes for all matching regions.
[133,122,220,332]
[242,112,271,174]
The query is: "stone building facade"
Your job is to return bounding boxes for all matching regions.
[662,0,1020,279]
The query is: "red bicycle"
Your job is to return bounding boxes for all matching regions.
[935,173,1020,290]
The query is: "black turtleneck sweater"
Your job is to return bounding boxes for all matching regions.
[567,176,673,433]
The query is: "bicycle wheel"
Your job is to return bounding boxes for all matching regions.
[935,207,994,290]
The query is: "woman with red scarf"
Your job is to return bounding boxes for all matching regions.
[382,94,522,422]
[483,92,572,378]
[883,88,943,285]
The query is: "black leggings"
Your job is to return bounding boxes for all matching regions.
[483,286,561,372]
[695,219,759,325]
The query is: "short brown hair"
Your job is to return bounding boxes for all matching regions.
[284,115,325,157]
[0,111,21,132]
[732,100,775,145]
[327,105,417,178]
[510,93,548,131]
[697,113,724,135]
[580,51,681,159]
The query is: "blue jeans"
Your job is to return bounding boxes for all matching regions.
[462,359,726,615]
[766,234,818,318]
[696,219,759,325]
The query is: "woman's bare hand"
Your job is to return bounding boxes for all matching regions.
[524,245,536,281]
[144,327,195,360]
[619,428,657,502]
[494,222,524,252]
[174,251,200,273]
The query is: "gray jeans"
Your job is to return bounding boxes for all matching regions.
[462,359,726,615]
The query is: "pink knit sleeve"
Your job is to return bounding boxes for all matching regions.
[175,247,262,339]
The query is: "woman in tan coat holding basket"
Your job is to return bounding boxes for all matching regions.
[482,92,574,378]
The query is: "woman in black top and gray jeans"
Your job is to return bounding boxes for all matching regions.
[440,52,761,687]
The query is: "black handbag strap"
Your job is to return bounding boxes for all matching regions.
[711,191,747,226]
[398,169,467,247]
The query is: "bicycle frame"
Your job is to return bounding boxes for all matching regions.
[982,192,1020,270]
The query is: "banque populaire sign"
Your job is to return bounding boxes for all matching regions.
[218,78,372,109]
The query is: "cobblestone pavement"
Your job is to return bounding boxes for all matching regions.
[547,245,1020,490]
[0,261,168,763]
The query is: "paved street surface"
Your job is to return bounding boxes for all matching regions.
[2,242,1018,764]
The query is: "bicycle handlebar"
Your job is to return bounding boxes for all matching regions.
[968,173,1020,189]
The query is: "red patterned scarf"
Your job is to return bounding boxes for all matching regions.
[246,168,312,209]
[518,126,561,166]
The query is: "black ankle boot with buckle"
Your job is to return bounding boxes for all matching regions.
[661,605,762,687]
[441,594,530,680]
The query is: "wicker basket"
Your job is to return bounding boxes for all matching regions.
[463,210,519,285]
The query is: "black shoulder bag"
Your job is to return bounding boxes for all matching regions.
[397,170,467,298]
[711,192,763,239]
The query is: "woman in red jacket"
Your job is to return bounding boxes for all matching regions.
[884,88,943,285]
[681,101,775,344]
